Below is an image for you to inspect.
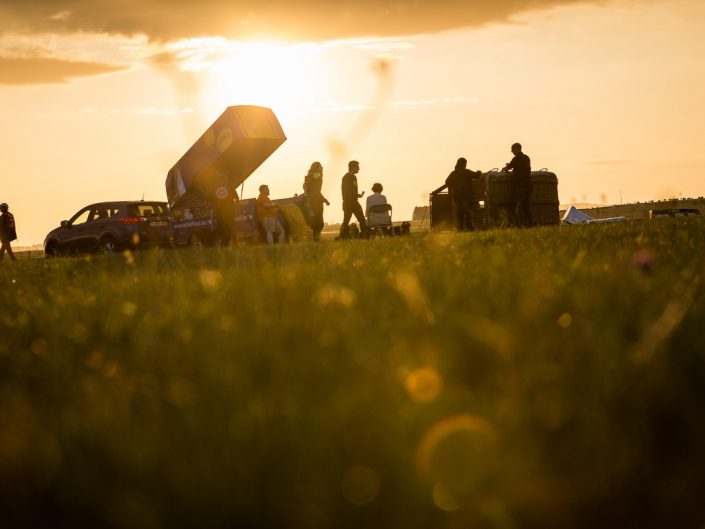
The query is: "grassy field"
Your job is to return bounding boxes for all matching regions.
[1,219,705,529]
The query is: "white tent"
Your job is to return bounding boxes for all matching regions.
[561,205,628,225]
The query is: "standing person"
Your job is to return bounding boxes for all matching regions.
[212,173,239,245]
[303,162,330,241]
[0,203,17,261]
[338,160,367,239]
[256,185,286,245]
[503,143,536,227]
[443,158,481,231]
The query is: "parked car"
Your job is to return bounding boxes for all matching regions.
[649,208,700,219]
[44,201,172,256]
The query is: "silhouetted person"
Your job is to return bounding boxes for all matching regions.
[503,143,536,227]
[441,158,481,231]
[366,183,392,231]
[257,185,286,245]
[303,161,330,241]
[0,203,17,262]
[338,160,367,239]
[365,183,388,218]
[211,173,238,244]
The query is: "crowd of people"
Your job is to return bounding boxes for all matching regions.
[255,159,394,244]
[2,142,536,256]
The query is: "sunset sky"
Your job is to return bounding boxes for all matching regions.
[2,0,704,245]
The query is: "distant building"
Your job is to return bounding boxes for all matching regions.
[412,206,429,222]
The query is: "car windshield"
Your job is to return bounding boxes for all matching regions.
[127,203,166,217]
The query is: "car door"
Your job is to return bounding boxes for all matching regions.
[62,207,92,252]
[85,206,113,251]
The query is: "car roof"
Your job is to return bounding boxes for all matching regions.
[84,200,168,208]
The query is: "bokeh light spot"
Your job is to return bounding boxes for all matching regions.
[85,351,103,371]
[433,482,461,512]
[199,269,223,291]
[416,415,498,498]
[30,338,48,356]
[405,368,442,403]
[122,301,138,317]
[123,250,135,265]
[341,466,381,506]
[315,285,356,307]
[557,313,573,328]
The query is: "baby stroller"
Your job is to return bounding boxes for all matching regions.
[367,204,393,237]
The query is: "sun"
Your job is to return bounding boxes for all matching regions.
[200,41,320,121]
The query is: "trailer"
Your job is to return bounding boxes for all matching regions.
[166,105,287,245]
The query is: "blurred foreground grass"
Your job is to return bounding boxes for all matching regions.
[1,219,705,529]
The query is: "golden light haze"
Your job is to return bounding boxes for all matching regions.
[2,0,704,245]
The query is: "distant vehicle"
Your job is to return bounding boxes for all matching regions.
[170,194,233,247]
[165,106,287,246]
[44,201,172,256]
[170,193,296,246]
[649,208,701,219]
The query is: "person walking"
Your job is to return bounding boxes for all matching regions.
[443,158,481,231]
[0,203,17,261]
[338,160,367,239]
[256,185,286,245]
[503,143,536,227]
[303,161,330,241]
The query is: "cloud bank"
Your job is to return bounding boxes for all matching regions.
[0,57,126,85]
[1,0,605,85]
[2,0,599,42]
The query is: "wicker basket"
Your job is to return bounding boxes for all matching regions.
[485,172,514,206]
[533,203,560,226]
[471,178,487,203]
[485,170,559,206]
[532,170,559,204]
[469,209,489,230]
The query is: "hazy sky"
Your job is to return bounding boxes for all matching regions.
[2,0,704,245]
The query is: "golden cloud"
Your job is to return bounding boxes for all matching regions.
[0,57,127,85]
[1,0,601,42]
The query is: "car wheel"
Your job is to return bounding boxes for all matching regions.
[100,236,119,255]
[45,241,61,258]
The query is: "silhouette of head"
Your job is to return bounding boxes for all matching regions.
[511,143,522,154]
[349,160,360,173]
[455,158,467,170]
[309,161,323,175]
[0,203,7,212]
[372,183,383,193]
[259,185,269,196]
